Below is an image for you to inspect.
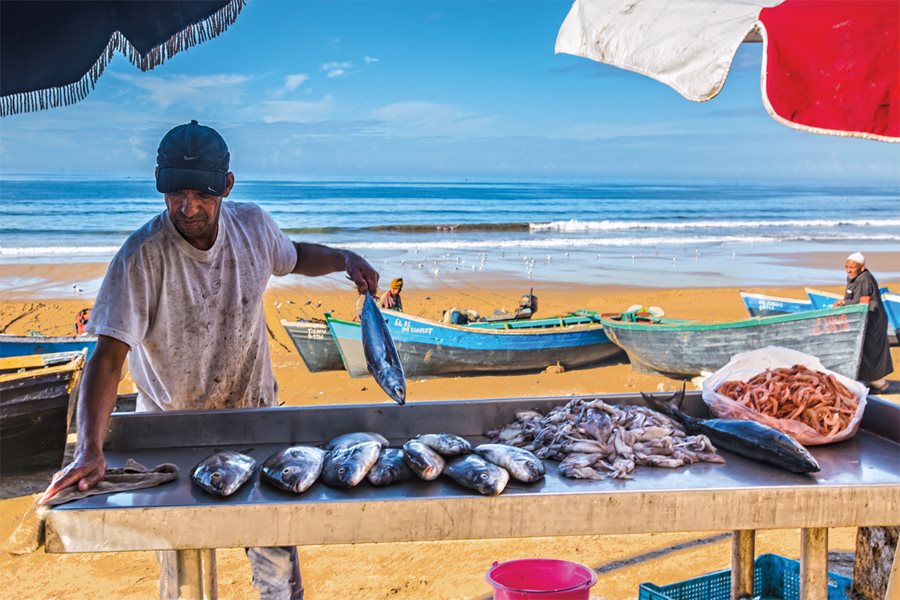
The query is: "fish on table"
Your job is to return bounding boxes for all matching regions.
[261,446,326,493]
[367,447,414,486]
[402,440,445,481]
[474,443,545,483]
[413,433,472,457]
[444,454,510,496]
[191,450,257,497]
[324,432,389,451]
[641,386,820,474]
[321,441,382,488]
[360,291,406,405]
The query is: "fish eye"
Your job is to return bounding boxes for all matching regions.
[480,473,488,480]
[210,472,222,481]
[339,467,347,476]
[282,468,292,476]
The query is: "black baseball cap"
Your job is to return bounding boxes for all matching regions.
[155,120,230,195]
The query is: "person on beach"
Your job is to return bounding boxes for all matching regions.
[380,277,404,311]
[39,120,378,600]
[833,251,892,393]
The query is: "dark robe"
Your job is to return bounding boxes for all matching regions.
[844,270,893,381]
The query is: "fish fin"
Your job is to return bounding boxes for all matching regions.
[640,391,673,415]
[672,383,687,411]
[239,447,254,455]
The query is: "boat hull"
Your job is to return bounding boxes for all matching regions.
[328,311,621,378]
[739,291,815,317]
[281,320,344,372]
[601,304,868,379]
[0,351,85,473]
[0,334,96,358]
[807,287,899,345]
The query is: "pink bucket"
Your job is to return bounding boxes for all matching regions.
[486,559,598,600]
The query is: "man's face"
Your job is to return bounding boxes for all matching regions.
[163,172,234,248]
[845,260,863,279]
[166,189,222,244]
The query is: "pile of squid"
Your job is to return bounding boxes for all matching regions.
[716,364,858,437]
[485,396,724,481]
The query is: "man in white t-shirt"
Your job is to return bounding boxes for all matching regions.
[39,120,378,599]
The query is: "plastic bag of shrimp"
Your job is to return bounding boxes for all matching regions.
[701,346,868,445]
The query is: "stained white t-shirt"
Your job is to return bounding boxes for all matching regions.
[87,201,297,412]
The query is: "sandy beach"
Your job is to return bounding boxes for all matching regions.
[1,264,898,599]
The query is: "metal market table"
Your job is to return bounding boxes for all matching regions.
[45,392,900,599]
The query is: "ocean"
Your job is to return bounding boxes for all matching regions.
[1,178,898,290]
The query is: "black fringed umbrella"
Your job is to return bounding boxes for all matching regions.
[0,0,246,117]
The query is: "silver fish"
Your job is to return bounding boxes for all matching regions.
[414,433,472,457]
[402,440,445,480]
[191,451,256,497]
[261,446,326,493]
[360,291,406,405]
[324,432,390,451]
[321,441,382,488]
[474,443,545,483]
[641,385,820,474]
[444,454,510,496]
[366,447,414,486]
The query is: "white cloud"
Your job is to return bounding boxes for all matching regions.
[259,95,336,123]
[371,101,497,138]
[321,61,353,78]
[110,73,251,108]
[282,74,310,93]
[363,56,379,64]
[128,135,149,160]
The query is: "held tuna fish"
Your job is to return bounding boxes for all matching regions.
[360,292,407,405]
[324,432,390,451]
[402,440,445,481]
[475,443,545,483]
[444,454,510,496]
[321,441,382,488]
[414,433,472,457]
[261,446,326,493]
[641,386,820,474]
[191,450,257,497]
[367,447,415,486]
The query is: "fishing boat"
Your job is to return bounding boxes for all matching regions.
[600,304,868,379]
[738,291,815,317]
[326,310,621,378]
[0,333,97,359]
[280,319,345,373]
[0,350,86,474]
[807,287,899,344]
[286,311,604,373]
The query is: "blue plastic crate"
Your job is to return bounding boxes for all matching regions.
[638,553,852,600]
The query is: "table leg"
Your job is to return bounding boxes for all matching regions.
[160,548,218,600]
[731,529,755,599]
[801,528,828,600]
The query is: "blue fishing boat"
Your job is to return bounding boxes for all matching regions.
[738,291,815,317]
[0,333,97,359]
[326,310,621,378]
[807,287,898,344]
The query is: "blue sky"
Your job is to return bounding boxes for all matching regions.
[1,0,897,181]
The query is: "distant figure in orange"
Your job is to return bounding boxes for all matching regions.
[380,278,403,312]
[74,307,91,335]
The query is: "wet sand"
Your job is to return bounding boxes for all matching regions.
[1,270,898,599]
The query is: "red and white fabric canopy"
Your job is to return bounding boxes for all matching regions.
[555,0,899,142]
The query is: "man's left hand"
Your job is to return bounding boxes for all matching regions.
[344,251,379,295]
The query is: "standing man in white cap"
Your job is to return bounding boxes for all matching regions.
[39,120,379,599]
[834,251,892,392]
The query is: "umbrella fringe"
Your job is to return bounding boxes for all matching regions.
[0,0,246,117]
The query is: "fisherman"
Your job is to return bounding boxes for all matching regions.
[39,120,379,599]
[380,277,404,311]
[833,252,892,393]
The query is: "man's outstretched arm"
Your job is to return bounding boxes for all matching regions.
[292,242,379,294]
[39,335,129,504]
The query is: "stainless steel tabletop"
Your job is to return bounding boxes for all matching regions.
[45,392,900,553]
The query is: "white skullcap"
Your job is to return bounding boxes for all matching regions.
[847,251,865,265]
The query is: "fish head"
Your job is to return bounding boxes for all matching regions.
[465,460,509,495]
[514,456,546,481]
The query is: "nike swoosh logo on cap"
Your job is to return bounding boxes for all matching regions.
[183,155,200,161]
[208,187,217,192]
